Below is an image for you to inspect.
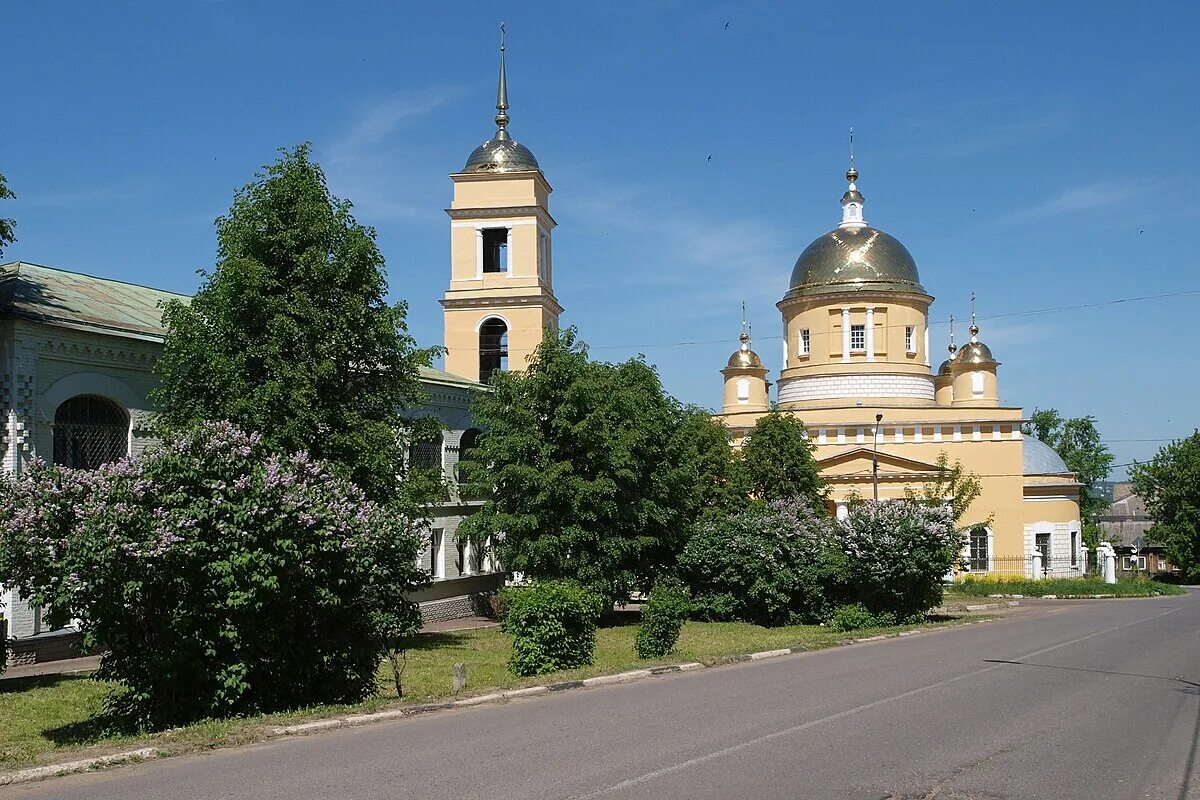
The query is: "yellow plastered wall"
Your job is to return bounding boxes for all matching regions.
[441,170,562,382]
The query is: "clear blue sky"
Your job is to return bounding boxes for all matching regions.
[5,1,1198,476]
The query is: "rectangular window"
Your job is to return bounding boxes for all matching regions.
[1035,532,1051,575]
[736,377,750,402]
[799,328,810,355]
[457,538,468,575]
[430,529,444,579]
[482,228,508,273]
[1071,532,1079,567]
[969,528,989,572]
[850,324,866,352]
[905,326,916,353]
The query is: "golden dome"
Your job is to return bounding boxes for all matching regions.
[956,341,997,365]
[463,133,540,174]
[726,331,764,368]
[786,226,925,300]
[937,358,955,377]
[727,348,764,368]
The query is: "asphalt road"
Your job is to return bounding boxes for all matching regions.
[7,592,1199,800]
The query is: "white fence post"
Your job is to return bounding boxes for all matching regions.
[1028,549,1043,579]
[1097,543,1117,584]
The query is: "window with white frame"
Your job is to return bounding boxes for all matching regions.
[850,324,866,352]
[429,528,444,579]
[799,328,810,355]
[736,377,750,403]
[969,527,989,571]
[905,326,916,353]
[482,228,509,273]
[971,371,985,397]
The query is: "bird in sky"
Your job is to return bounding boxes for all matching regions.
[724,20,731,29]
[707,154,713,161]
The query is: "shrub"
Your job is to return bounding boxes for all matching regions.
[826,603,897,632]
[0,422,427,729]
[635,580,691,658]
[500,581,604,676]
[678,501,845,626]
[835,500,962,620]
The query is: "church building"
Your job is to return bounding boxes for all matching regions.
[718,165,1083,576]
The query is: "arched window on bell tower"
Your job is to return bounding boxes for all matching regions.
[479,318,509,383]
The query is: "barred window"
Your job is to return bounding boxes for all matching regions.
[969,527,989,571]
[850,324,866,352]
[53,395,128,470]
[408,432,443,471]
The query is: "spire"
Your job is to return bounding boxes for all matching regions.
[969,291,980,341]
[740,300,751,351]
[948,314,957,355]
[840,127,866,229]
[494,22,510,140]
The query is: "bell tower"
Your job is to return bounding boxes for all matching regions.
[441,27,563,383]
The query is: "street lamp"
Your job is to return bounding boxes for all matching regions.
[872,412,883,502]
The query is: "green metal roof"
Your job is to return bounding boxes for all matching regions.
[0,261,186,340]
[419,365,487,390]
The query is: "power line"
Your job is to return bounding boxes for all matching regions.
[587,287,1200,350]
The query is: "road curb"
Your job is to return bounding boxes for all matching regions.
[5,619,993,785]
[0,748,159,786]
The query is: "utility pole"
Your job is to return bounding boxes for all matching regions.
[872,412,883,502]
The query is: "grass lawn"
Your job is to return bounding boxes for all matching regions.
[951,577,1187,598]
[0,614,975,771]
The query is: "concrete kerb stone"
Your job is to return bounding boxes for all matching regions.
[0,748,159,786]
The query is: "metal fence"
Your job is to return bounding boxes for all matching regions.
[959,554,1090,580]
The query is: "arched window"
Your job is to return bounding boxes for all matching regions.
[456,428,482,488]
[969,527,990,572]
[479,318,508,383]
[53,395,128,470]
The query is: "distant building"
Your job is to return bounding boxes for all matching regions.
[1099,483,1177,577]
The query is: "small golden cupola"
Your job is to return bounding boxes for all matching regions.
[934,314,957,405]
[721,324,770,414]
[950,294,1000,407]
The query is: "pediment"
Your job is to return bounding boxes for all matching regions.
[816,447,945,475]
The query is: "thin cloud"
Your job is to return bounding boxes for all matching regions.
[19,179,161,208]
[321,89,462,222]
[1001,180,1144,223]
[327,90,461,164]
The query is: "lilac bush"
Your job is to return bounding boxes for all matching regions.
[834,500,963,621]
[0,421,427,728]
[678,500,844,626]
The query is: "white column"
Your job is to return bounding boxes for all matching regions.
[1029,549,1043,579]
[506,226,515,277]
[865,306,875,361]
[474,228,484,277]
[841,307,851,362]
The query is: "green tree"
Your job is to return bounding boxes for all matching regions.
[904,451,986,530]
[0,172,15,257]
[459,328,724,604]
[1023,408,1115,529]
[1130,432,1200,581]
[738,411,827,510]
[153,144,439,508]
